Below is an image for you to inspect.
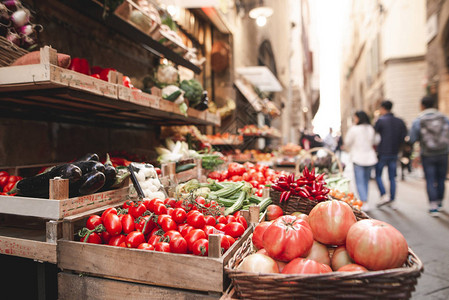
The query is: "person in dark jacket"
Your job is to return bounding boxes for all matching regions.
[375,100,407,208]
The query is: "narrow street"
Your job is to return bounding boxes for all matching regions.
[342,154,449,299]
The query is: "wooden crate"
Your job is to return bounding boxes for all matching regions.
[58,272,220,300]
[0,179,130,220]
[0,214,61,263]
[58,205,259,293]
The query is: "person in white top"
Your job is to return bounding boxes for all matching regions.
[344,111,379,211]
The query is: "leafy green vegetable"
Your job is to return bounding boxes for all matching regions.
[180,79,203,106]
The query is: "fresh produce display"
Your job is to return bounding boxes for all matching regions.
[280,143,302,156]
[242,200,409,275]
[204,132,243,145]
[207,162,285,190]
[77,194,248,256]
[325,176,350,193]
[271,166,329,203]
[156,139,224,171]
[328,189,362,210]
[8,153,127,198]
[176,178,272,217]
[0,170,22,195]
[238,125,281,137]
[297,148,342,175]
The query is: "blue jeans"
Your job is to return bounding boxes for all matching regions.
[421,154,448,205]
[353,164,373,202]
[375,155,398,200]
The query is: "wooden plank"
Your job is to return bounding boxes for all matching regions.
[0,64,52,85]
[58,272,219,300]
[58,240,224,292]
[0,235,57,263]
[46,220,62,243]
[50,65,118,99]
[0,186,129,219]
[49,178,69,200]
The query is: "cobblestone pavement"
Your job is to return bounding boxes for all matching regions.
[342,154,449,299]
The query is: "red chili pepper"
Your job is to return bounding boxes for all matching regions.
[287,173,295,184]
[69,57,91,75]
[295,179,309,186]
[280,191,287,203]
[316,173,325,182]
[315,195,328,201]
[303,167,309,177]
[299,191,309,198]
[271,184,284,192]
[278,181,290,190]
[284,191,291,202]
[310,168,315,178]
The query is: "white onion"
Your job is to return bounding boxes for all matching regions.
[11,10,28,27]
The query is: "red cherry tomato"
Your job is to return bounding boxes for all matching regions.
[137,243,154,251]
[164,197,177,208]
[2,182,15,194]
[185,229,206,252]
[192,239,209,256]
[122,200,135,210]
[101,207,117,221]
[148,198,164,212]
[236,216,248,229]
[153,202,168,215]
[126,231,145,248]
[86,215,102,230]
[187,211,206,229]
[215,223,226,232]
[224,222,245,239]
[135,215,156,235]
[154,242,171,252]
[216,215,227,224]
[226,215,236,224]
[219,234,231,252]
[170,237,188,254]
[180,224,195,237]
[172,208,187,224]
[81,232,102,244]
[148,235,162,246]
[100,231,112,244]
[121,214,135,234]
[222,235,236,248]
[163,230,182,242]
[103,213,122,236]
[202,225,216,237]
[108,234,126,246]
[204,215,217,226]
[157,215,177,232]
[129,203,147,219]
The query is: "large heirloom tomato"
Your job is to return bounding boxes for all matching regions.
[304,240,330,266]
[331,245,353,271]
[308,200,356,245]
[252,221,272,250]
[346,219,408,271]
[282,258,332,275]
[262,215,313,262]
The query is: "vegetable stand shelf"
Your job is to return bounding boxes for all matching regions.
[58,0,202,74]
[0,47,220,127]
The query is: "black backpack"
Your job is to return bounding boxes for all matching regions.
[419,113,449,155]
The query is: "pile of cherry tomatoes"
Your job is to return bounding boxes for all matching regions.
[207,162,288,197]
[78,196,248,256]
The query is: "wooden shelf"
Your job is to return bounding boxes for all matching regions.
[0,63,220,127]
[59,0,201,74]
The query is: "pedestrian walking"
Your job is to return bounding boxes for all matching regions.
[374,100,407,209]
[344,111,378,211]
[409,96,449,216]
[323,127,337,152]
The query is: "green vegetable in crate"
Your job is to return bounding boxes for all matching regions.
[180,79,203,107]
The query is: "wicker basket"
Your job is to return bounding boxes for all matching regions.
[270,189,370,220]
[225,198,423,299]
[0,36,28,67]
[225,236,423,299]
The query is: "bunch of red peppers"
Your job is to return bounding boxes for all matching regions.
[271,167,329,203]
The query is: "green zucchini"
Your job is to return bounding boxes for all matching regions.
[257,197,272,213]
[209,182,244,198]
[224,191,247,216]
[163,90,182,101]
[176,163,196,173]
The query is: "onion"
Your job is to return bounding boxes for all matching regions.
[11,9,29,27]
[6,31,20,45]
[3,0,19,11]
[18,24,33,35]
[238,253,279,273]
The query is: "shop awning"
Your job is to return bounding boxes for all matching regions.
[236,66,282,92]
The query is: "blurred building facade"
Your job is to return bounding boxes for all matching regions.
[222,0,319,144]
[340,0,427,134]
[426,0,449,116]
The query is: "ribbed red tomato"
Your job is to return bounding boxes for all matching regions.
[282,258,332,274]
[346,219,408,271]
[308,200,356,245]
[304,240,330,266]
[262,215,313,262]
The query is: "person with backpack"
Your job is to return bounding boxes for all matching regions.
[375,100,408,209]
[409,96,449,215]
